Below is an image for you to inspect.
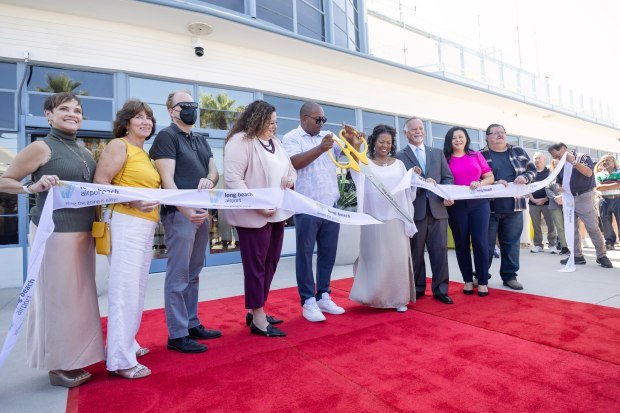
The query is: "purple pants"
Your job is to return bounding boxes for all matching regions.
[236,221,285,309]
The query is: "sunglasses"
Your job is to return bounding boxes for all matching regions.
[172,102,198,110]
[304,114,327,125]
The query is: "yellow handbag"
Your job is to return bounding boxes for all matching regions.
[92,206,111,255]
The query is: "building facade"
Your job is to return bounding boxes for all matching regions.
[1,0,619,287]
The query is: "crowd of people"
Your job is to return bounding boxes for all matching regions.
[0,91,617,388]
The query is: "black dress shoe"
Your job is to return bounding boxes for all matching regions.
[462,288,474,295]
[478,291,489,297]
[245,313,284,326]
[433,294,454,304]
[415,291,426,299]
[560,256,586,265]
[188,325,222,340]
[167,336,207,353]
[249,322,286,337]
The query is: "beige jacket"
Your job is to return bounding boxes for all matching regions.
[221,132,297,228]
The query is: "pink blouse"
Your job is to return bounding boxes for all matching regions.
[448,151,492,186]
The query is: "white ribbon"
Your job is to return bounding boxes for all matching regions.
[559,162,576,272]
[0,182,381,369]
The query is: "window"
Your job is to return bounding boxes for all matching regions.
[195,0,245,13]
[27,66,114,122]
[263,94,304,137]
[362,111,394,137]
[296,0,325,41]
[322,103,355,133]
[0,63,17,130]
[0,132,18,245]
[333,0,360,51]
[256,0,326,42]
[257,0,295,31]
[198,86,253,130]
[129,77,192,127]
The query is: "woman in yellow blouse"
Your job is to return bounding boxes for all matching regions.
[94,99,161,379]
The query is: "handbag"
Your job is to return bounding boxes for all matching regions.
[91,139,129,255]
[92,206,111,255]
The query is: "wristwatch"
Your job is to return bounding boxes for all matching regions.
[22,181,35,194]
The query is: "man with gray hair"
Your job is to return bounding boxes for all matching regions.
[528,152,558,254]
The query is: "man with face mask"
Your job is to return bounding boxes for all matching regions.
[150,90,221,353]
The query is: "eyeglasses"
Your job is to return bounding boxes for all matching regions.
[304,115,327,125]
[172,102,198,110]
[487,130,506,136]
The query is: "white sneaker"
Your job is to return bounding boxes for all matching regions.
[302,297,326,322]
[317,293,345,315]
[396,305,408,312]
[549,246,558,254]
[530,245,544,253]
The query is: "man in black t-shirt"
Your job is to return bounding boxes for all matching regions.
[548,143,612,268]
[150,90,222,353]
[528,152,558,253]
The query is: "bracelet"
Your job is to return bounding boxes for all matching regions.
[22,181,35,194]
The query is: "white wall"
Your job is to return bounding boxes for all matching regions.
[0,2,618,151]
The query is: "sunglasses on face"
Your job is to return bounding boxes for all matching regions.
[304,114,327,125]
[172,102,198,110]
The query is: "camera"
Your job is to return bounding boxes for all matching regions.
[191,37,204,57]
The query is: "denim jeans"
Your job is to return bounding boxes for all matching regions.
[488,211,523,281]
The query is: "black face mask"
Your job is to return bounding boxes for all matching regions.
[173,102,198,125]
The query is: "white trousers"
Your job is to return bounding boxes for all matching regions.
[106,212,156,371]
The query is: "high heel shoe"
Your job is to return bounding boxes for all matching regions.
[249,322,286,337]
[478,286,489,297]
[245,313,283,326]
[49,369,91,388]
[463,282,474,295]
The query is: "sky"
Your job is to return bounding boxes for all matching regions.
[369,0,620,124]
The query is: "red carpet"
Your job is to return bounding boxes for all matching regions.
[70,278,620,413]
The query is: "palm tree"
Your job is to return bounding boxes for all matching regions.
[35,73,89,95]
[199,92,243,129]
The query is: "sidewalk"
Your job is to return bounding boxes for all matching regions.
[0,246,618,412]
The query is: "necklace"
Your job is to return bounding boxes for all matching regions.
[52,136,91,180]
[373,157,390,167]
[258,138,275,154]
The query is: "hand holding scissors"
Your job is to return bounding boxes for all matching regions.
[327,125,413,223]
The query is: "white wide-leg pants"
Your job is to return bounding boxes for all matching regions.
[106,212,156,371]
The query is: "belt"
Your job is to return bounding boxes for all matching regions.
[603,195,620,199]
[572,188,593,197]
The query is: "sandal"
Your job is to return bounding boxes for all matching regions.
[49,369,92,388]
[136,347,150,357]
[112,363,151,379]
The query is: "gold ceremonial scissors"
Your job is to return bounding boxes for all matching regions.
[328,128,413,223]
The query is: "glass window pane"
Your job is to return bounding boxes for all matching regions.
[28,66,113,98]
[0,92,15,129]
[0,62,17,89]
[257,0,294,31]
[198,87,253,130]
[0,215,18,245]
[430,122,452,140]
[129,77,192,105]
[276,118,299,137]
[28,94,113,122]
[304,0,322,8]
[297,0,324,40]
[1,132,19,245]
[362,111,394,136]
[333,3,347,28]
[507,135,519,145]
[323,104,355,127]
[195,0,245,12]
[264,95,303,119]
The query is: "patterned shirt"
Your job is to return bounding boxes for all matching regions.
[282,125,340,206]
[480,144,536,212]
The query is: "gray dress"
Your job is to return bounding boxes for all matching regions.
[27,128,104,370]
[349,160,416,308]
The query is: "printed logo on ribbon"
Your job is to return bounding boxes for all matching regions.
[58,182,75,199]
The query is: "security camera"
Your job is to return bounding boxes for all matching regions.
[191,37,204,57]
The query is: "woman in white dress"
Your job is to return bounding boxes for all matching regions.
[346,124,417,312]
